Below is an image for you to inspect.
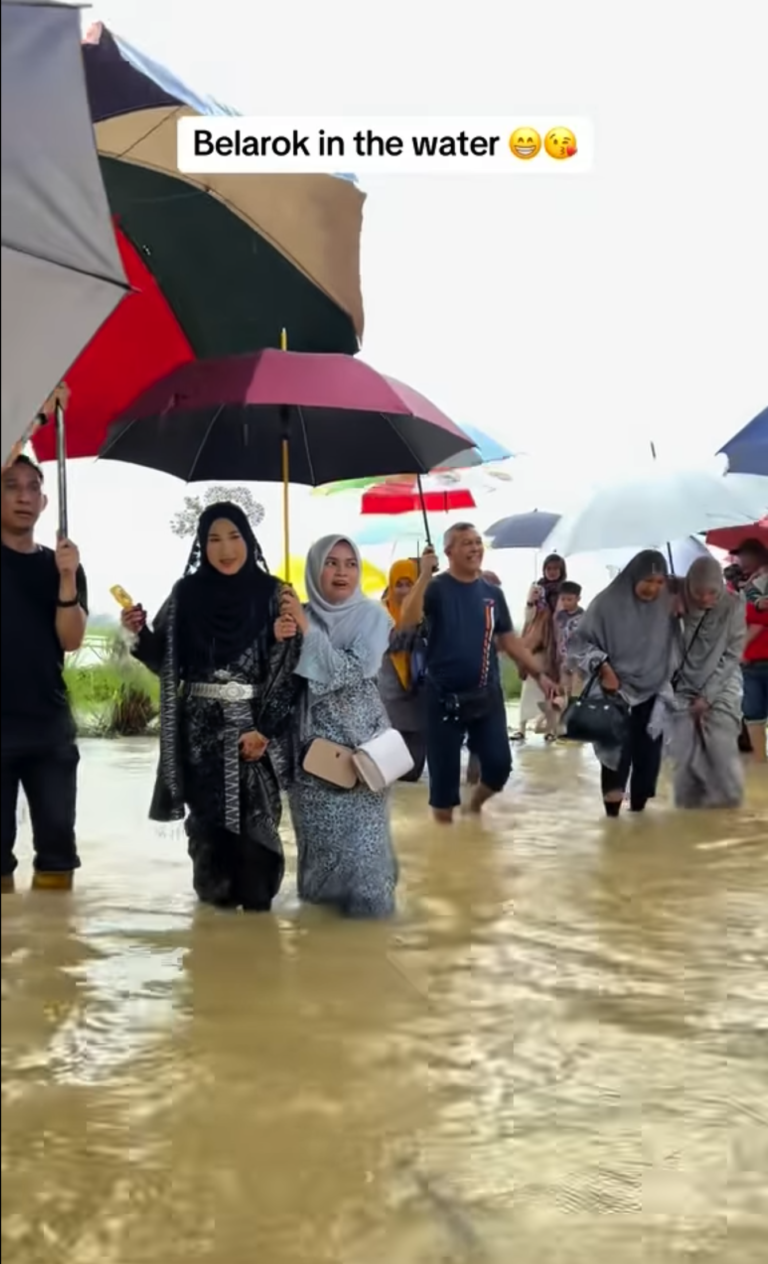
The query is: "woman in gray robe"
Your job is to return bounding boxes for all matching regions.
[568,550,677,817]
[666,556,746,808]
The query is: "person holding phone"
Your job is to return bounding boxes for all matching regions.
[120,503,302,911]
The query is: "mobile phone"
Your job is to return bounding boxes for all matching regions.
[110,585,135,610]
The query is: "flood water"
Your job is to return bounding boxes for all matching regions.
[2,737,767,1263]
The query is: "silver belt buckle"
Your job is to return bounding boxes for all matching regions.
[221,681,242,702]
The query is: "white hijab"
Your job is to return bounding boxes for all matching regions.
[297,534,392,680]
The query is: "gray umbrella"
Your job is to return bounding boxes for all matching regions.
[1,0,128,469]
[485,510,561,550]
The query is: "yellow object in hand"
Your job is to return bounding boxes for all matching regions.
[110,584,134,610]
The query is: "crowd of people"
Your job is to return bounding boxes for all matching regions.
[1,450,766,915]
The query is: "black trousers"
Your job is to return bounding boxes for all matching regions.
[600,696,662,811]
[1,740,81,876]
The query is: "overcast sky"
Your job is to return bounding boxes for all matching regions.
[38,1,766,615]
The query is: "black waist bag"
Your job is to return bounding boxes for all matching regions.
[442,686,498,724]
[562,667,629,747]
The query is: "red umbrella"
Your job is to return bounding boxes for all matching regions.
[98,350,472,575]
[32,228,194,462]
[706,518,768,552]
[361,482,476,515]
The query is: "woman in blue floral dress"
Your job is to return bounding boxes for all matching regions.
[279,535,398,918]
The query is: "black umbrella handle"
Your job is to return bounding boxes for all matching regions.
[416,473,432,547]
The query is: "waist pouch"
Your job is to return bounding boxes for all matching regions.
[440,686,498,724]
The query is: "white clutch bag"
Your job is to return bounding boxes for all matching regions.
[352,729,414,792]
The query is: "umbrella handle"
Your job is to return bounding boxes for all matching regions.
[416,474,432,547]
[55,402,68,540]
[282,437,290,583]
[279,328,290,583]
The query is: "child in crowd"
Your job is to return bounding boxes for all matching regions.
[554,581,585,699]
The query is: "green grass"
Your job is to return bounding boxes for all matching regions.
[500,658,522,700]
[64,632,159,737]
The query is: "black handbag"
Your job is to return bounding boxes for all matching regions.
[562,665,630,746]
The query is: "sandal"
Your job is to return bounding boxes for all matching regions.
[508,729,526,742]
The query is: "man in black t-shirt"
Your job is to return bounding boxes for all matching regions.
[1,455,88,892]
[399,523,556,822]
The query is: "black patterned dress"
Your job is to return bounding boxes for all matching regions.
[132,582,302,910]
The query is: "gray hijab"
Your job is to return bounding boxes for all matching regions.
[296,534,392,681]
[577,549,676,699]
[677,556,745,692]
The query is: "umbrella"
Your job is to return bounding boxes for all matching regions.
[99,350,472,575]
[314,424,513,495]
[485,510,562,550]
[361,482,476,515]
[1,0,127,467]
[541,468,768,558]
[437,422,514,470]
[717,405,768,476]
[602,536,713,577]
[706,518,768,552]
[355,513,436,549]
[31,22,365,464]
[274,555,386,602]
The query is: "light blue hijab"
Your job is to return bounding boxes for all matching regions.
[296,535,392,681]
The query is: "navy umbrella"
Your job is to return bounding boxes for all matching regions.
[485,510,561,550]
[718,405,768,476]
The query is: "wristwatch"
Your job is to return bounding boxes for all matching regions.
[57,597,80,608]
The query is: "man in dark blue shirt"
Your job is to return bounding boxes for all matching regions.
[400,523,556,822]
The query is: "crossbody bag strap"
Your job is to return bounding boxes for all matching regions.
[671,610,710,690]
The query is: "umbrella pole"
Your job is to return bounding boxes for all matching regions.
[280,328,290,582]
[55,400,68,540]
[416,474,432,547]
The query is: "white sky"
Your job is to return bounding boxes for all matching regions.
[37,0,767,615]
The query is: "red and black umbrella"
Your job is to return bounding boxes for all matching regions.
[33,24,364,463]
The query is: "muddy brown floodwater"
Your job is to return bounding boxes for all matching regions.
[2,737,767,1263]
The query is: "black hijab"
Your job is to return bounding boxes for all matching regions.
[176,502,277,671]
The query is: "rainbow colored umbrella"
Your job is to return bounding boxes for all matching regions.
[33,23,364,465]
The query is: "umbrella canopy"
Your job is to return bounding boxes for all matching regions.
[602,536,713,577]
[437,422,513,471]
[485,510,562,550]
[706,518,768,552]
[99,350,472,484]
[355,513,439,548]
[541,468,768,557]
[314,424,512,496]
[274,555,386,601]
[361,482,476,515]
[1,0,128,463]
[718,405,768,476]
[32,23,365,463]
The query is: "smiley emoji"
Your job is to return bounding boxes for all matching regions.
[508,127,542,160]
[544,127,577,160]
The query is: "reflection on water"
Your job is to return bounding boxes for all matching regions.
[2,738,767,1262]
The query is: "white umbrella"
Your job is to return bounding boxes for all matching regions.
[601,535,712,578]
[1,0,128,465]
[541,468,768,557]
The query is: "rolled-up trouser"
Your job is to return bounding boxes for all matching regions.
[1,740,80,876]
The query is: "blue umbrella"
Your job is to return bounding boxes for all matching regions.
[485,510,561,550]
[718,405,768,476]
[439,422,513,470]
